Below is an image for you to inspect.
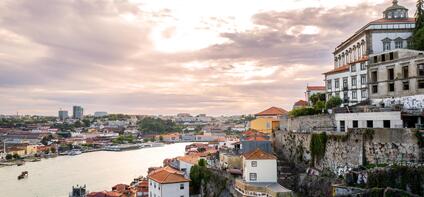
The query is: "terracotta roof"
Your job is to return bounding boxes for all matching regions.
[244,136,269,142]
[306,86,325,91]
[294,100,308,107]
[255,107,288,116]
[148,166,190,184]
[243,130,266,136]
[243,148,277,160]
[323,65,349,75]
[177,155,199,165]
[370,18,415,24]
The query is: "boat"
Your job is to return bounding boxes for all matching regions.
[16,161,25,166]
[68,150,82,156]
[17,171,28,180]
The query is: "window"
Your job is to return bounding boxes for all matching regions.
[395,40,403,49]
[381,54,386,62]
[388,82,395,92]
[367,120,374,128]
[351,65,356,72]
[384,120,391,128]
[371,71,378,83]
[251,161,257,167]
[353,120,358,128]
[389,52,394,60]
[372,85,378,94]
[266,122,271,129]
[403,66,409,78]
[154,183,156,188]
[361,74,367,85]
[335,79,340,89]
[180,183,185,189]
[343,77,348,89]
[373,56,378,63]
[419,80,424,89]
[403,81,410,90]
[327,80,332,90]
[360,62,366,70]
[343,92,348,101]
[352,91,357,99]
[340,121,345,132]
[383,40,391,51]
[351,76,357,87]
[418,64,424,76]
[249,173,257,181]
[361,89,367,98]
[388,68,394,80]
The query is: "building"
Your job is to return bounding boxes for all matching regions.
[73,106,84,119]
[240,134,272,154]
[368,49,424,100]
[175,155,199,178]
[58,110,69,120]
[235,148,292,197]
[251,107,287,134]
[335,111,403,132]
[293,100,308,110]
[324,0,415,106]
[367,49,424,127]
[305,85,325,105]
[94,112,108,117]
[147,166,190,197]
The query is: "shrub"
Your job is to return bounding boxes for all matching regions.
[326,96,342,109]
[289,107,318,117]
[310,132,328,166]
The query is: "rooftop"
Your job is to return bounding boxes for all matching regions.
[294,100,308,107]
[255,107,288,116]
[306,86,325,91]
[148,166,190,184]
[243,148,277,160]
[323,64,349,75]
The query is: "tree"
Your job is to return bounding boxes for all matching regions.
[50,147,56,154]
[412,0,424,50]
[198,159,207,167]
[309,93,326,106]
[82,119,91,127]
[326,96,343,109]
[12,153,20,160]
[159,135,163,142]
[5,154,12,160]
[314,100,326,112]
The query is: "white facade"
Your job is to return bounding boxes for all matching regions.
[325,1,414,106]
[242,159,277,183]
[148,179,189,197]
[177,160,194,178]
[335,111,403,132]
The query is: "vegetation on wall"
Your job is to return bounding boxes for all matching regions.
[366,166,424,196]
[415,130,424,148]
[310,132,328,165]
[189,159,228,195]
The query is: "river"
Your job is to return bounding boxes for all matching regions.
[0,143,189,197]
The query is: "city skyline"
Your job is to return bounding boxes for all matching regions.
[0,0,417,116]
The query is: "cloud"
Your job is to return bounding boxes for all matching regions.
[0,0,417,115]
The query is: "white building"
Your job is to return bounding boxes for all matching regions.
[325,0,415,106]
[235,149,292,197]
[175,155,199,178]
[305,85,326,105]
[148,166,190,197]
[335,111,403,132]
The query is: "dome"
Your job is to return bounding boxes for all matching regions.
[383,0,409,20]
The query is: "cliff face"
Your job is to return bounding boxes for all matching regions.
[274,128,421,174]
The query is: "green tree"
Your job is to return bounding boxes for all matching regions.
[82,119,91,127]
[309,93,326,105]
[326,96,343,109]
[412,0,424,50]
[314,100,326,112]
[5,154,13,160]
[12,153,20,159]
[159,135,164,142]
[190,165,202,194]
[198,159,207,167]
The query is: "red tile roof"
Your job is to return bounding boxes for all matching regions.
[294,100,308,107]
[370,18,415,24]
[306,86,325,91]
[177,155,199,165]
[243,148,277,160]
[148,166,190,184]
[255,107,288,116]
[323,65,349,75]
[244,136,269,142]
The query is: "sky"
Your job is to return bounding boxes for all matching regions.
[0,0,417,116]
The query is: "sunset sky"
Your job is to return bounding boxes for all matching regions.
[0,0,417,116]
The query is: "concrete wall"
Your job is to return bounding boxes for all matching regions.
[335,111,403,131]
[280,114,335,132]
[274,129,421,174]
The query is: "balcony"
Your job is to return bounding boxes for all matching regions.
[234,179,293,197]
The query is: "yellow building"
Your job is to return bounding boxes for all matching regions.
[250,107,287,134]
[25,145,39,155]
[250,117,280,134]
